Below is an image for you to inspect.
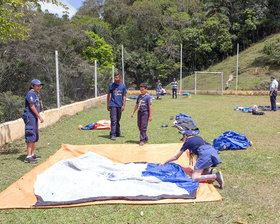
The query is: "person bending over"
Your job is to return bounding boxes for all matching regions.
[161,130,224,189]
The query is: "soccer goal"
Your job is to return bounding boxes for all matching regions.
[194,71,224,95]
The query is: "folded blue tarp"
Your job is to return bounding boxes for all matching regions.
[213,131,251,151]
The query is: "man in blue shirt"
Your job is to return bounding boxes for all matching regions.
[171,78,177,99]
[107,73,127,140]
[269,76,278,111]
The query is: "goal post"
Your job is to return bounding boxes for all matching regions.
[194,71,223,95]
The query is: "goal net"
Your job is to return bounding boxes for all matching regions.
[194,71,224,95]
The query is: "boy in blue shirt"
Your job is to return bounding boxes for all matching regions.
[131,83,152,146]
[171,78,177,99]
[161,130,224,189]
[22,79,44,163]
[107,73,127,140]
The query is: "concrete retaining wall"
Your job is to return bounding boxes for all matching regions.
[0,95,107,146]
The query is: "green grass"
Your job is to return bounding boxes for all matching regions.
[177,33,280,91]
[1,95,280,223]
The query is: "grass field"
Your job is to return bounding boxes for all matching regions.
[0,94,280,223]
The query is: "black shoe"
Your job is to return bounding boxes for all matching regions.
[116,134,125,137]
[110,136,116,141]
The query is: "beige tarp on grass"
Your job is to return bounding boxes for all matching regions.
[0,143,222,209]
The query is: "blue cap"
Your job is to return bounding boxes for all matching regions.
[271,76,275,79]
[31,79,44,85]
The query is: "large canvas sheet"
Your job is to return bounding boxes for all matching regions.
[0,144,222,209]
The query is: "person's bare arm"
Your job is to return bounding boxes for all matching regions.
[131,104,139,118]
[148,104,152,121]
[121,94,126,111]
[107,93,111,111]
[160,151,184,165]
[29,103,44,123]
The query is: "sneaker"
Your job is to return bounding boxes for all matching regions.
[110,136,116,141]
[116,134,125,138]
[209,168,217,174]
[24,156,38,163]
[32,154,41,159]
[139,141,145,146]
[216,171,224,189]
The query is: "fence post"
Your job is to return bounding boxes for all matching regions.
[55,50,60,108]
[122,44,125,85]
[95,60,97,98]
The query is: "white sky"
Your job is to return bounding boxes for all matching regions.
[39,0,84,18]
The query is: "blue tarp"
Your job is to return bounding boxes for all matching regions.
[142,163,199,194]
[213,131,251,151]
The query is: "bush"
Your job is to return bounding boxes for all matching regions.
[0,92,24,123]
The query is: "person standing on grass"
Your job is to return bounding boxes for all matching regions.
[131,83,152,146]
[22,79,44,163]
[107,73,127,140]
[160,130,224,189]
[171,78,177,99]
[269,76,278,111]
[156,79,162,99]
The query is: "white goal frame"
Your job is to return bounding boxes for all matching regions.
[194,71,223,95]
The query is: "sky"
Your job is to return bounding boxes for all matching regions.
[40,0,85,18]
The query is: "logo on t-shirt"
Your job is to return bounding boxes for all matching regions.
[30,96,33,101]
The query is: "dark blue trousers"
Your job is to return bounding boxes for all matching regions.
[172,88,177,99]
[138,111,149,142]
[110,107,122,137]
[270,91,277,111]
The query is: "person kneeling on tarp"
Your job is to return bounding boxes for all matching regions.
[160,130,224,189]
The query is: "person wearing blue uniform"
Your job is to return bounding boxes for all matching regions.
[269,76,278,111]
[156,79,162,99]
[171,78,177,99]
[107,73,127,140]
[161,130,224,189]
[22,79,44,163]
[131,83,152,146]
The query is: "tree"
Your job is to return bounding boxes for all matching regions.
[0,0,66,42]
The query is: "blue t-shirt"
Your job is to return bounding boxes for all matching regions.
[23,90,40,118]
[136,94,152,112]
[171,81,177,89]
[156,82,162,90]
[180,136,210,155]
[107,82,127,107]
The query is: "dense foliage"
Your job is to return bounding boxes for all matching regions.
[1,0,280,122]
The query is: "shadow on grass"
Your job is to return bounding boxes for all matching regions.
[17,154,26,162]
[98,135,111,139]
[125,140,139,144]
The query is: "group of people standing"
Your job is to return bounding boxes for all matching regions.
[22,74,279,190]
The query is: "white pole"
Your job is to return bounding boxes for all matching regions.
[55,50,60,108]
[122,45,125,85]
[180,44,182,92]
[236,43,239,91]
[221,72,223,96]
[194,71,197,95]
[112,64,114,82]
[95,60,97,98]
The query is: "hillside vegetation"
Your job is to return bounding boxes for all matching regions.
[180,33,280,91]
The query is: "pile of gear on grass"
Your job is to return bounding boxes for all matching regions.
[234,104,280,115]
[169,113,253,151]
